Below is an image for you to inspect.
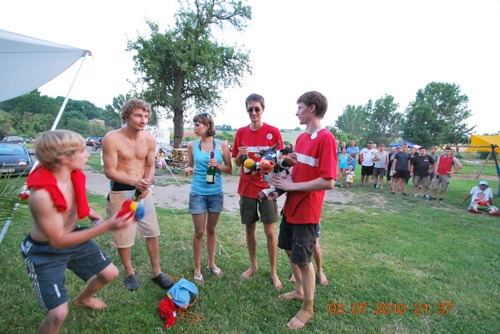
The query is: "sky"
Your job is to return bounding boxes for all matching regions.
[1,0,499,134]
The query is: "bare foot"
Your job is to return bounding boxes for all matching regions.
[278,290,303,300]
[289,273,295,283]
[271,273,283,290]
[286,309,314,330]
[73,298,107,310]
[241,267,258,279]
[317,271,328,286]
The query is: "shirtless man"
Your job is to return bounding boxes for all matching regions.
[21,130,133,334]
[102,98,174,291]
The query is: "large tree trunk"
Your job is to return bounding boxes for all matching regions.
[173,108,184,148]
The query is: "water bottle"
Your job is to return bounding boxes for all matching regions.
[133,188,142,201]
[134,180,155,201]
[206,151,216,184]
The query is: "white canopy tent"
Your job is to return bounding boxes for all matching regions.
[0,29,91,103]
[0,29,91,245]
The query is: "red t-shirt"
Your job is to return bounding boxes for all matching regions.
[437,155,454,174]
[232,123,283,198]
[283,129,337,224]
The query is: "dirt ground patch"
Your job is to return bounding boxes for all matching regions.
[85,166,494,213]
[84,166,356,213]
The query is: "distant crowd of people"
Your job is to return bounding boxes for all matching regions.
[335,140,463,202]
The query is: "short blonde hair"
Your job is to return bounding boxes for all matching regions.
[35,130,85,171]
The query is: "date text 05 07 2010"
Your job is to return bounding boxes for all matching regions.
[328,302,453,315]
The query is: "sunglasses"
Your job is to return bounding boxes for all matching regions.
[247,107,261,113]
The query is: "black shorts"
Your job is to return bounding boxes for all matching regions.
[394,170,410,179]
[21,226,113,311]
[278,216,316,266]
[361,165,374,176]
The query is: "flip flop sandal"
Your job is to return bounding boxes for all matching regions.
[193,273,204,284]
[207,265,223,277]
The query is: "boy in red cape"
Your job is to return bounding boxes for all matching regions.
[21,130,133,334]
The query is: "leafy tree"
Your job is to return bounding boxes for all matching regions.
[56,98,104,120]
[60,110,87,128]
[335,104,367,140]
[0,90,58,135]
[0,110,14,138]
[62,118,90,136]
[215,124,232,131]
[327,126,348,145]
[102,94,132,129]
[363,95,402,145]
[403,82,474,148]
[127,0,252,148]
[0,90,58,116]
[88,122,107,137]
[214,130,234,143]
[31,114,54,137]
[9,112,55,138]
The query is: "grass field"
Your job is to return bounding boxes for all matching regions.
[0,158,499,333]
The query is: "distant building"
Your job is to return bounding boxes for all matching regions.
[147,120,170,146]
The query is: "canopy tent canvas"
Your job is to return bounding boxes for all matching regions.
[387,141,419,148]
[464,135,500,195]
[0,30,91,246]
[0,29,91,102]
[465,135,500,154]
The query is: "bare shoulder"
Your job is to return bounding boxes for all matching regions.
[103,128,121,140]
[144,131,156,147]
[102,128,123,146]
[28,188,53,213]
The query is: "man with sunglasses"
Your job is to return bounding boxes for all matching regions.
[232,93,284,290]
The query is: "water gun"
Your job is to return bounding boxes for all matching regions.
[116,198,146,221]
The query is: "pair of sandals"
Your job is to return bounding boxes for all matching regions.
[194,265,223,284]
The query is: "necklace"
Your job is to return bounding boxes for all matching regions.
[198,137,216,151]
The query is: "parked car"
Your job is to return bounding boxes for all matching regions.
[2,136,24,143]
[86,137,102,147]
[0,142,34,177]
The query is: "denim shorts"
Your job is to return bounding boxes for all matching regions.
[189,193,224,214]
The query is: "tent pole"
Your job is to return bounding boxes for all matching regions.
[0,52,91,246]
[476,151,491,180]
[50,51,90,131]
[490,144,500,196]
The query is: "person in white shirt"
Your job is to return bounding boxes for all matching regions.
[359,141,377,186]
[462,180,497,213]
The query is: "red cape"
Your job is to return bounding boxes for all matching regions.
[27,165,90,219]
